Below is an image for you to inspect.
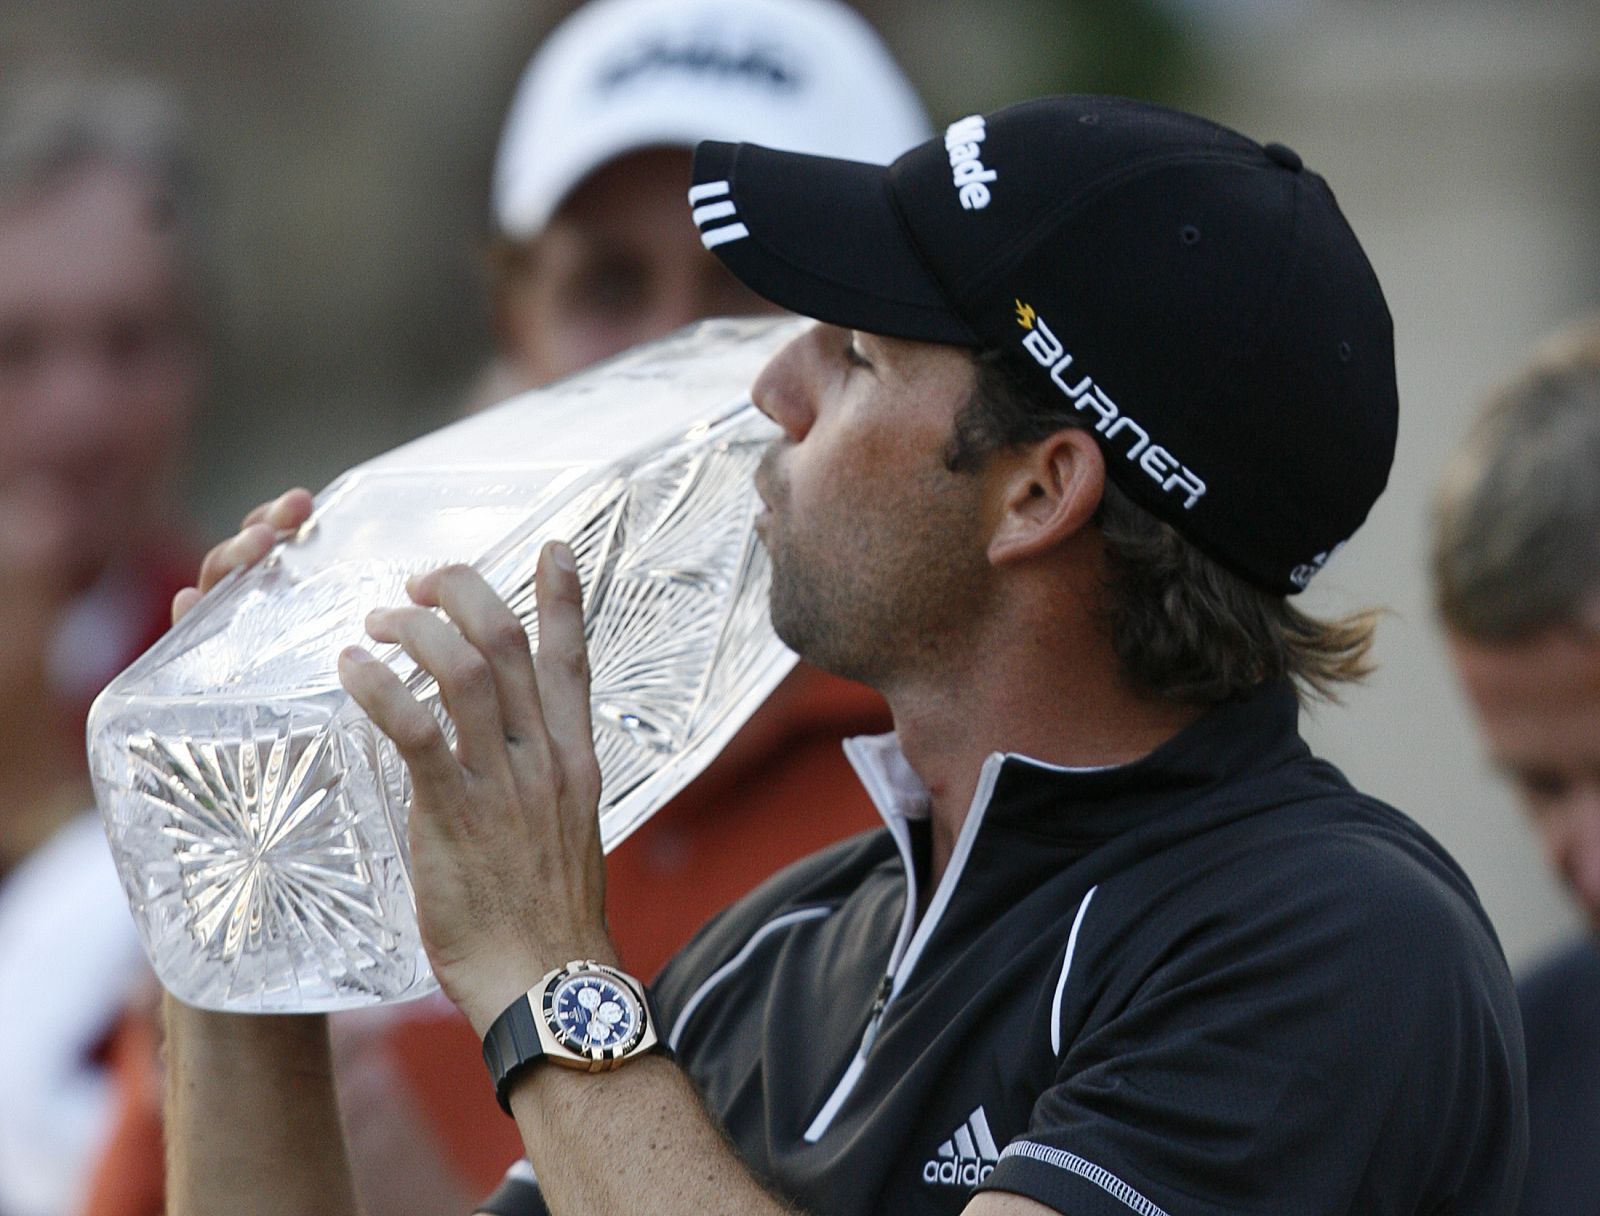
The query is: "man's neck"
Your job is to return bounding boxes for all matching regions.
[884,621,1203,890]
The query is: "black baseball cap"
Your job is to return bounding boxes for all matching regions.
[687,95,1399,595]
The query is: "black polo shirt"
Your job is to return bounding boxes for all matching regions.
[480,682,1526,1215]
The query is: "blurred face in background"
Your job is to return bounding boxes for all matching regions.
[492,146,782,387]
[0,161,202,592]
[1450,622,1600,934]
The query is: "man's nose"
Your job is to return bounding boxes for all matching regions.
[25,346,123,461]
[751,324,822,442]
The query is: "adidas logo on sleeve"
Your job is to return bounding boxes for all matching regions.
[922,1105,1001,1188]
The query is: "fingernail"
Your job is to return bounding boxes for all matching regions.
[552,542,576,572]
[340,646,374,665]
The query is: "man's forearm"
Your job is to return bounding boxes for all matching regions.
[164,995,362,1216]
[509,1057,800,1216]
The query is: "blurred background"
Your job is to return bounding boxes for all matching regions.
[3,0,1597,969]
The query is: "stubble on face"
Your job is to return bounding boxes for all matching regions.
[752,343,993,691]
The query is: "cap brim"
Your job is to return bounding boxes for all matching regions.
[690,141,977,346]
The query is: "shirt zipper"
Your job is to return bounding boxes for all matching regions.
[801,749,1007,1144]
[859,973,895,1055]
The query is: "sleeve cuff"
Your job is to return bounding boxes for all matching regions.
[979,1141,1172,1216]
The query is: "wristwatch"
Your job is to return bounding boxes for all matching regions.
[481,959,669,1113]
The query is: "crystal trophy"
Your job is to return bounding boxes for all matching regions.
[88,315,809,1013]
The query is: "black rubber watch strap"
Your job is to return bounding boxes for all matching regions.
[482,971,677,1117]
[482,995,545,1115]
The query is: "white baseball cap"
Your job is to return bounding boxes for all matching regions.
[491,0,930,240]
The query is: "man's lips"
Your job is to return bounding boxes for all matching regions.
[751,477,775,544]
[753,442,784,515]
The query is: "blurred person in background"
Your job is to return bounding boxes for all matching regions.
[365,0,926,1197]
[1432,316,1600,1216]
[0,72,203,1216]
[81,2,929,1213]
[477,0,927,983]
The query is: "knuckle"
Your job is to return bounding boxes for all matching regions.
[555,644,591,682]
[442,652,493,695]
[390,713,442,756]
[487,615,529,657]
[548,745,600,796]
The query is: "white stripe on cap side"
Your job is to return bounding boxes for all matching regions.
[1049,885,1098,1057]
[700,222,749,250]
[687,179,731,204]
[667,905,833,1051]
[692,200,737,226]
[998,1143,1170,1216]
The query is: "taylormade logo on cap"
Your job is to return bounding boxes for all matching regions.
[944,115,997,210]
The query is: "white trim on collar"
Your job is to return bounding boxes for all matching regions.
[842,732,930,824]
[842,733,1119,832]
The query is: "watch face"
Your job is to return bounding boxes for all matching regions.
[546,970,644,1057]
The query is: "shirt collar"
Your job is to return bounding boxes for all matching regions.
[844,680,1308,846]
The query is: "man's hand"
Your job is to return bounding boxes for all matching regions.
[171,488,314,624]
[338,543,613,1036]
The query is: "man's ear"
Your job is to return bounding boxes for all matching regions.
[987,428,1106,565]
